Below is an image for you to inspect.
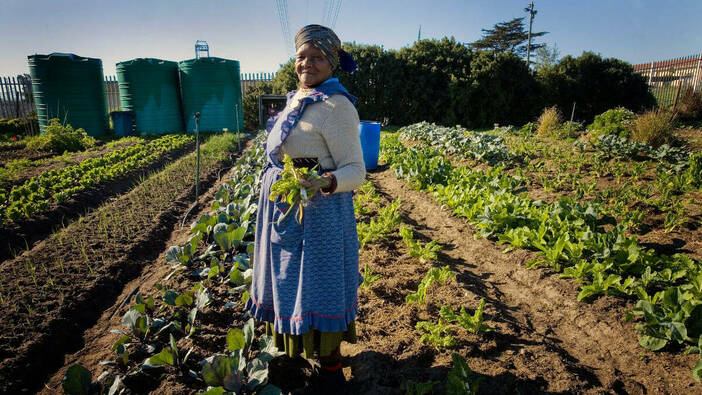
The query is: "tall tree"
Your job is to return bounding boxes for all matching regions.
[533,43,560,72]
[470,17,547,57]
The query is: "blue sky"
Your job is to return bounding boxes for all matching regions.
[2,0,700,77]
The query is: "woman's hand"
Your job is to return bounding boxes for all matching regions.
[299,173,335,195]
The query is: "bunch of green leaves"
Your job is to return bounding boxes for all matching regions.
[361,263,381,288]
[439,299,493,334]
[446,353,482,395]
[356,199,402,248]
[588,107,636,139]
[415,318,455,348]
[590,134,651,159]
[406,266,455,304]
[268,154,323,224]
[61,363,123,395]
[391,147,453,190]
[200,318,283,393]
[353,180,381,216]
[688,152,702,188]
[399,226,441,263]
[626,285,702,353]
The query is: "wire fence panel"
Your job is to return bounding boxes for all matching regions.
[633,53,702,107]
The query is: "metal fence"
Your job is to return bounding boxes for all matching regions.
[241,72,276,94]
[633,53,702,107]
[1,72,277,120]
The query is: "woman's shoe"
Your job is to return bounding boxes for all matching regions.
[300,366,346,395]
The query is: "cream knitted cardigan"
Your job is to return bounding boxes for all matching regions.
[277,88,366,193]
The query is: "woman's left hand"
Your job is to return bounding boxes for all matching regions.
[300,174,333,195]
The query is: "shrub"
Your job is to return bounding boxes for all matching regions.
[558,121,584,138]
[677,87,702,122]
[0,114,39,140]
[588,107,636,139]
[25,118,96,153]
[536,106,563,136]
[629,110,675,148]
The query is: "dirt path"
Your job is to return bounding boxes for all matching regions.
[343,167,701,394]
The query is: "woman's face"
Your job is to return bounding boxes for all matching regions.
[295,42,333,89]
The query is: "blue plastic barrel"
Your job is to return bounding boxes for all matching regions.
[110,111,135,137]
[359,121,381,170]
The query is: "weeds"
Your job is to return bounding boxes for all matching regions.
[629,110,675,148]
[537,106,563,136]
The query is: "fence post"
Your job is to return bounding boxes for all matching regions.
[0,77,9,118]
[694,52,702,92]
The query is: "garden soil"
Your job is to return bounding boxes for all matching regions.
[0,139,247,395]
[35,164,702,395]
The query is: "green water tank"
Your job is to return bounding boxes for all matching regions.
[27,53,108,136]
[178,57,243,132]
[116,58,184,134]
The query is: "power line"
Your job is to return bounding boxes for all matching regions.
[325,0,335,27]
[322,0,330,26]
[274,0,293,57]
[331,0,343,29]
[282,0,293,53]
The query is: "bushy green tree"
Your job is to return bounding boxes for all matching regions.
[466,51,539,126]
[272,59,297,94]
[470,17,547,57]
[537,52,655,122]
[400,38,478,125]
[532,43,560,72]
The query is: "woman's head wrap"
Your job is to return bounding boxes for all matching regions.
[294,24,356,73]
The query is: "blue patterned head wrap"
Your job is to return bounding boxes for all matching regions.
[294,24,357,73]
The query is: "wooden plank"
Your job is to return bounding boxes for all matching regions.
[0,77,10,118]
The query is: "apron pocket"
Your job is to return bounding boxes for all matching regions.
[269,200,304,246]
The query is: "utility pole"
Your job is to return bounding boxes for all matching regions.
[525,2,537,68]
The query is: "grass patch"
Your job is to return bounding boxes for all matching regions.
[630,110,675,148]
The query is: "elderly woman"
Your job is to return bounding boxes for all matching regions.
[245,24,364,389]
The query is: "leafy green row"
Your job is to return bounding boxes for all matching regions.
[1,134,193,222]
[382,133,702,381]
[399,121,513,165]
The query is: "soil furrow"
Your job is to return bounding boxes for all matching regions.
[0,140,196,264]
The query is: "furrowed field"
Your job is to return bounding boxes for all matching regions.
[0,105,700,394]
